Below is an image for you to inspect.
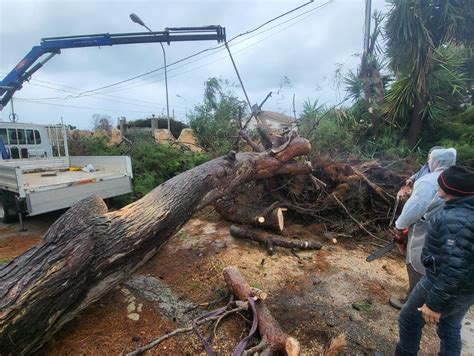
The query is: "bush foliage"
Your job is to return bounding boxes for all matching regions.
[437,106,474,166]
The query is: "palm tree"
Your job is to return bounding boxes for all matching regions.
[384,0,472,147]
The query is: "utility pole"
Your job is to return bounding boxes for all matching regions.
[176,94,187,122]
[363,0,372,57]
[292,93,297,121]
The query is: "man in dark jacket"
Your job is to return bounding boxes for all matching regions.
[396,165,474,356]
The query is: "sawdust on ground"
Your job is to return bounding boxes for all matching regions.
[1,211,452,355]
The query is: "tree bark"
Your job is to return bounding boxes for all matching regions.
[215,199,285,232]
[407,94,425,148]
[0,137,312,354]
[223,266,300,356]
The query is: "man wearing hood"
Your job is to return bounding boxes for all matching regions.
[397,146,444,201]
[390,148,457,310]
[396,165,474,355]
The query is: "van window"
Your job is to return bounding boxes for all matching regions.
[8,129,18,144]
[8,129,27,144]
[0,128,7,143]
[4,128,41,145]
[26,130,42,144]
[10,146,19,159]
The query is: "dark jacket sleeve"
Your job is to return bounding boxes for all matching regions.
[425,212,474,313]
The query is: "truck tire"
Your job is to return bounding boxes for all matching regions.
[0,190,17,224]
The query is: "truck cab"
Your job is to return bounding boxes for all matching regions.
[0,122,133,223]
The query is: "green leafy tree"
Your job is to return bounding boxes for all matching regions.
[437,106,474,166]
[189,78,246,155]
[297,99,327,139]
[384,0,472,147]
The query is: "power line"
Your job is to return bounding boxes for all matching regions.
[7,0,333,111]
[107,5,332,95]
[226,0,316,43]
[1,73,171,107]
[48,0,331,97]
[16,98,157,114]
[19,82,167,110]
[98,0,334,94]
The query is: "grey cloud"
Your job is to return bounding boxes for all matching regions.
[1,0,387,128]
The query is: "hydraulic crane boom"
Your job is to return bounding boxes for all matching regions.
[0,26,226,110]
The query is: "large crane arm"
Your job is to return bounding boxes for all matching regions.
[0,26,226,110]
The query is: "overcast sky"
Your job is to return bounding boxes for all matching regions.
[0,0,387,129]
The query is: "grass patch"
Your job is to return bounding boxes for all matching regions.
[0,257,13,265]
[250,282,263,290]
[352,298,374,312]
[177,230,189,240]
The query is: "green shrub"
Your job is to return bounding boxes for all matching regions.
[68,134,121,156]
[130,140,208,197]
[438,106,474,166]
[299,99,424,161]
[307,114,359,156]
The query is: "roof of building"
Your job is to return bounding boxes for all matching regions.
[259,111,296,125]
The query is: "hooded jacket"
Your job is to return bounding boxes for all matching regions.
[395,148,457,273]
[422,195,474,313]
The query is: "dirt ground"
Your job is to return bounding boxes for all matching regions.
[1,212,473,355]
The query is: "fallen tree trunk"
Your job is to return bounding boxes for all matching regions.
[223,266,300,356]
[230,224,322,252]
[0,138,312,354]
[215,199,285,232]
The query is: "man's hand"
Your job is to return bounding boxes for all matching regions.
[391,228,408,252]
[392,228,408,244]
[397,184,412,201]
[406,179,414,187]
[417,304,441,324]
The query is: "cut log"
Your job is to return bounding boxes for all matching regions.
[0,137,312,354]
[223,266,300,356]
[230,224,322,251]
[215,199,284,232]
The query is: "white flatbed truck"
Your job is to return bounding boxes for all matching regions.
[0,122,133,223]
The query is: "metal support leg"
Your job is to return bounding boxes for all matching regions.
[16,199,27,232]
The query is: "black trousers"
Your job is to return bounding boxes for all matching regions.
[406,263,423,297]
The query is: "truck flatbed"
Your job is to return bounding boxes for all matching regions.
[0,156,133,216]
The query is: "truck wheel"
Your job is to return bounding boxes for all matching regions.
[0,190,17,224]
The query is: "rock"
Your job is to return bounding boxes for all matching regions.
[127,303,136,313]
[125,275,196,323]
[128,313,140,321]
